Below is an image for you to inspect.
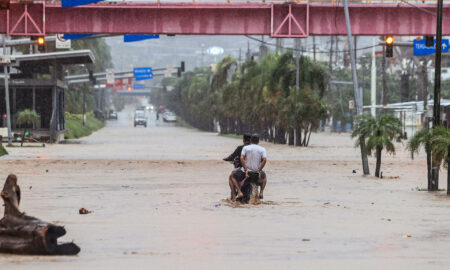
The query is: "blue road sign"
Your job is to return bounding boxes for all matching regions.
[62,0,103,8]
[133,84,146,90]
[63,34,96,40]
[134,67,153,81]
[414,38,449,56]
[124,35,160,43]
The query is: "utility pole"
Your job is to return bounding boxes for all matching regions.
[381,41,387,113]
[295,38,301,90]
[370,38,376,118]
[344,0,370,175]
[422,58,428,126]
[434,0,443,127]
[82,84,86,127]
[313,36,316,62]
[328,36,334,75]
[2,35,12,146]
[432,0,444,192]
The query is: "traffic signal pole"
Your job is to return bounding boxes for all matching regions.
[434,0,443,127]
[433,0,444,192]
[343,0,370,175]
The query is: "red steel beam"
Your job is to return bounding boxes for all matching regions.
[0,2,449,36]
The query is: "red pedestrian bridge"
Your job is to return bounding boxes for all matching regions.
[0,1,449,37]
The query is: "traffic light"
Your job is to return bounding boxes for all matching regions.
[88,70,96,85]
[385,36,394,58]
[33,36,46,52]
[180,61,185,72]
[425,36,434,47]
[0,0,10,10]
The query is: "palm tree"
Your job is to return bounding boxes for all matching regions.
[406,129,433,190]
[431,126,450,195]
[351,114,374,175]
[352,114,402,177]
[16,109,40,147]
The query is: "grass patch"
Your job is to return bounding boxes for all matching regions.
[175,117,197,130]
[219,133,242,140]
[65,112,105,139]
[0,144,7,157]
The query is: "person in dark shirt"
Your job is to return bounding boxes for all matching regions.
[223,133,251,201]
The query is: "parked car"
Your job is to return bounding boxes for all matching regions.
[109,110,118,120]
[163,111,177,122]
[134,111,147,127]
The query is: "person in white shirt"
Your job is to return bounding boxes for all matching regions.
[240,134,267,199]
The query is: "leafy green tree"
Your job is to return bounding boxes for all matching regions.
[352,114,402,177]
[407,129,433,189]
[152,51,328,146]
[431,126,450,194]
[16,109,40,147]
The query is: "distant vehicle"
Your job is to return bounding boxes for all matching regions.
[135,109,145,115]
[163,111,177,122]
[146,105,154,111]
[134,111,147,127]
[109,110,118,120]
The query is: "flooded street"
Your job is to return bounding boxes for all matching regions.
[1,107,449,269]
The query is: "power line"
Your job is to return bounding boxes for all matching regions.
[400,0,450,21]
[245,35,378,54]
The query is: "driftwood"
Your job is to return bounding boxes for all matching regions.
[0,174,80,255]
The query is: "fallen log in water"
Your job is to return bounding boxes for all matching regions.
[0,174,80,255]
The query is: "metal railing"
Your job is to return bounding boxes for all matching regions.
[96,0,444,4]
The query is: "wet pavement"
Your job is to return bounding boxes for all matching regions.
[0,106,449,269]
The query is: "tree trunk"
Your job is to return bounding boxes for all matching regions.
[0,174,80,255]
[375,147,382,177]
[288,129,294,145]
[305,126,312,147]
[360,138,370,175]
[295,126,302,146]
[21,129,26,147]
[427,148,432,191]
[302,123,310,146]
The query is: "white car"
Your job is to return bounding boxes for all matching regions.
[162,111,177,122]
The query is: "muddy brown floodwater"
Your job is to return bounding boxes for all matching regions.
[1,106,450,269]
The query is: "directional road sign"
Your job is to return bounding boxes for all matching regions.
[62,0,103,8]
[414,38,449,56]
[133,84,146,90]
[124,35,159,42]
[134,67,153,81]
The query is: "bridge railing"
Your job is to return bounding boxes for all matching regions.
[97,0,445,4]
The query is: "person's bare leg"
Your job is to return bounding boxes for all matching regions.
[259,175,267,199]
[230,175,244,198]
[228,175,236,201]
